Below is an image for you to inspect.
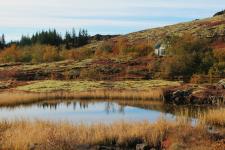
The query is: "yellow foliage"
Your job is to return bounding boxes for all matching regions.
[42,45,60,62]
[213,48,225,62]
[0,45,20,63]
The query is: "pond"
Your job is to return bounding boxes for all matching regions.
[0,99,215,124]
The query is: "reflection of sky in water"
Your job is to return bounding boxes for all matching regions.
[0,101,175,124]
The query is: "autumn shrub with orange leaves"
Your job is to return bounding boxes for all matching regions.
[0,45,20,63]
[208,48,225,77]
[0,44,62,63]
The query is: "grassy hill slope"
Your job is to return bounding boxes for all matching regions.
[81,13,225,51]
[0,13,224,82]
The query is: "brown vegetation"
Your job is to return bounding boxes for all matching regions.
[199,108,225,126]
[0,118,224,150]
[0,88,163,106]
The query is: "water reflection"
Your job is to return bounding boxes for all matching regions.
[0,99,223,124]
[39,100,125,114]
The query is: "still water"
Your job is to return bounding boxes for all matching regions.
[0,99,212,124]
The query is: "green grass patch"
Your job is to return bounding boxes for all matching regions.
[16,80,180,92]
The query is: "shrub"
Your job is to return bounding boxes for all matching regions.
[100,40,114,53]
[0,45,20,63]
[42,45,61,62]
[213,48,225,62]
[134,43,154,57]
[79,68,102,80]
[160,35,214,79]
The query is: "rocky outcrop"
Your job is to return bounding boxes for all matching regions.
[164,82,225,105]
[217,79,225,89]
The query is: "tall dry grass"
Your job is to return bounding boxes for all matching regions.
[0,119,169,150]
[0,117,220,150]
[0,89,163,106]
[199,108,225,126]
[0,111,223,150]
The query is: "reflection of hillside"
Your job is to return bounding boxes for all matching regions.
[117,100,165,112]
[115,100,221,118]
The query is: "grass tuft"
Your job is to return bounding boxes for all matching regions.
[199,108,225,126]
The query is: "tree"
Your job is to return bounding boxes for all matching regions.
[5,28,89,49]
[78,29,89,47]
[0,34,6,49]
[65,31,72,49]
[72,28,77,48]
[30,29,63,46]
[20,35,32,46]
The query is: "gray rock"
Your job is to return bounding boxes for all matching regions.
[136,143,150,150]
[217,79,225,89]
[76,144,91,150]
[28,143,38,150]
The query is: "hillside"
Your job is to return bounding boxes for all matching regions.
[83,13,225,50]
[0,13,224,82]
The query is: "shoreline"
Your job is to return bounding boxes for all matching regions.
[0,79,224,106]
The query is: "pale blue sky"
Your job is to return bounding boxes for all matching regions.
[1,0,225,41]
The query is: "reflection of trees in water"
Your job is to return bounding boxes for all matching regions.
[73,102,76,110]
[79,101,89,110]
[38,100,125,114]
[105,102,124,114]
[41,102,58,110]
[39,101,89,110]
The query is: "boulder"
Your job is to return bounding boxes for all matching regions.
[217,79,225,89]
[76,144,91,150]
[171,89,192,105]
[136,143,150,150]
[28,143,38,150]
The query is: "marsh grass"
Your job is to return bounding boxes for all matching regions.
[0,88,163,106]
[0,117,220,150]
[0,119,169,150]
[199,108,225,126]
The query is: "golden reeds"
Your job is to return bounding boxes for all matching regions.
[0,88,163,106]
[199,108,225,126]
[0,117,221,150]
[0,119,168,150]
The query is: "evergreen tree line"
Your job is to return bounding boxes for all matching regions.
[18,28,89,49]
[0,34,6,49]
